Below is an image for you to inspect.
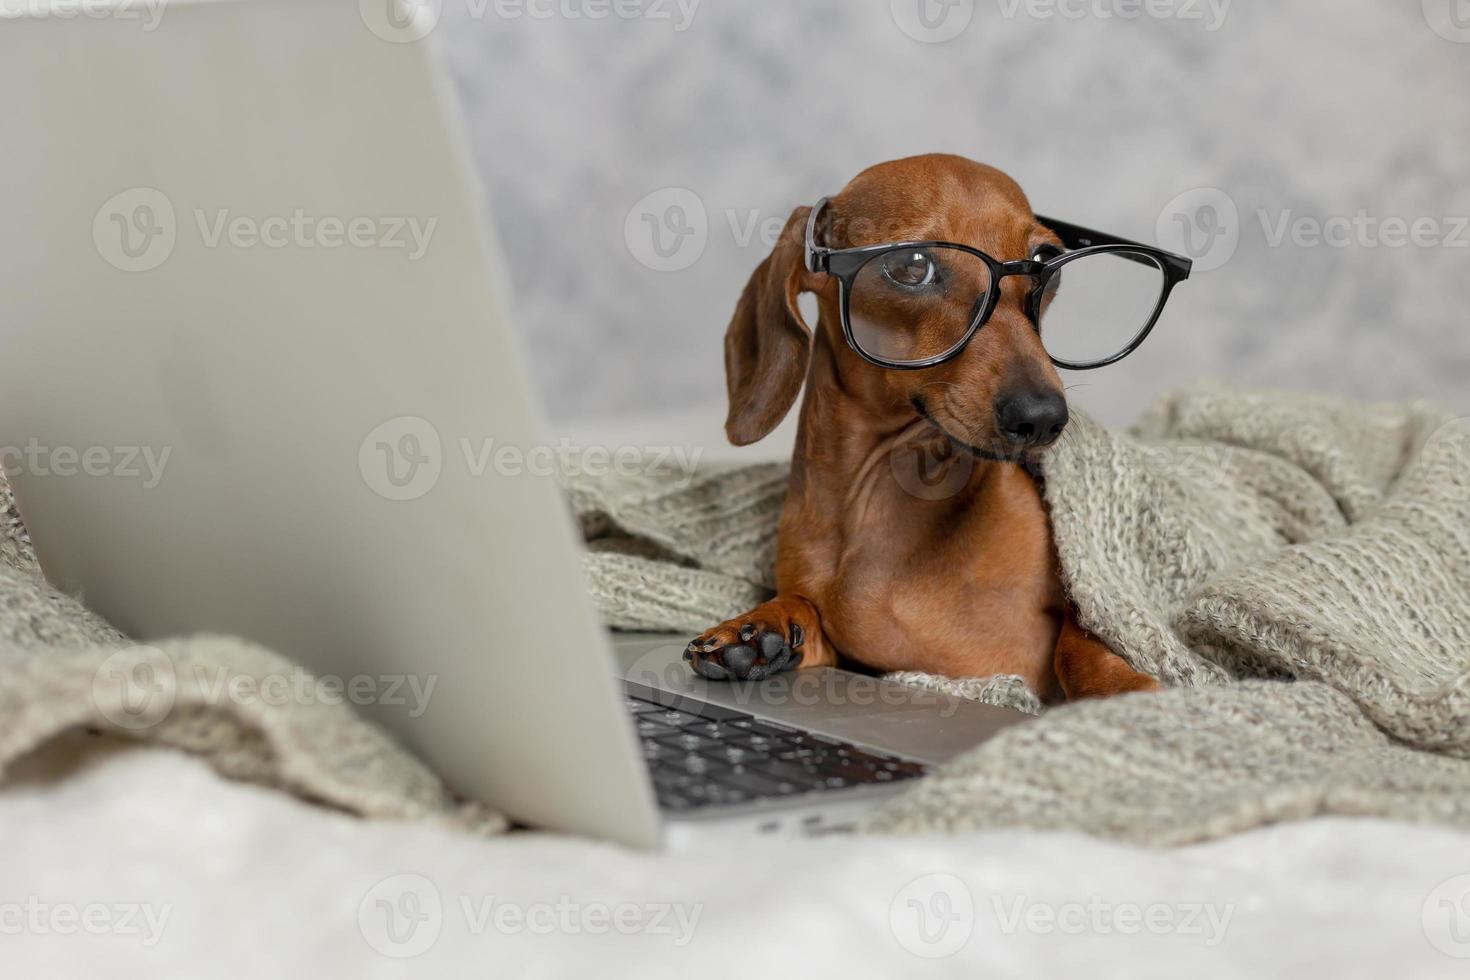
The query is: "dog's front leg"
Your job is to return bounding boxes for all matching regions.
[1052,612,1159,700]
[685,595,836,681]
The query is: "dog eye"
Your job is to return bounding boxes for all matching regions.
[1032,243,1064,263]
[879,249,939,289]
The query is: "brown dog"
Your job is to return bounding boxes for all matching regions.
[685,154,1162,703]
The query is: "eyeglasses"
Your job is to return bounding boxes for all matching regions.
[803,197,1192,371]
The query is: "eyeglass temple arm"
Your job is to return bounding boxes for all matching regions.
[1034,214,1193,278]
[803,196,831,273]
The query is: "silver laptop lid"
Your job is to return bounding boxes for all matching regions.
[0,0,661,847]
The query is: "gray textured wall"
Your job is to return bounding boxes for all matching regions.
[434,0,1470,439]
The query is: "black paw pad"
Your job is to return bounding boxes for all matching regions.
[684,625,800,681]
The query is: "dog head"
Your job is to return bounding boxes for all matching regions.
[722,154,1068,461]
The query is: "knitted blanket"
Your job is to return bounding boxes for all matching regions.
[4,385,1469,845]
[0,477,505,834]
[569,385,1470,843]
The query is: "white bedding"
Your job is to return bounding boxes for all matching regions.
[4,739,1467,979]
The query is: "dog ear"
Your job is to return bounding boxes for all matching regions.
[723,205,816,446]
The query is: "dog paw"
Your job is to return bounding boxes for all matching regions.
[685,617,805,681]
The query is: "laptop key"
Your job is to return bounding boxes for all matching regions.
[698,744,769,766]
[725,733,781,752]
[654,731,723,754]
[716,766,798,797]
[677,720,732,737]
[752,758,820,785]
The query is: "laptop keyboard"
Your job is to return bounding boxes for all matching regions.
[624,684,927,812]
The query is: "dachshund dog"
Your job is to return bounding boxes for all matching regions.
[684,154,1166,703]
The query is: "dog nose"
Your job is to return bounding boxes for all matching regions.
[994,390,1068,448]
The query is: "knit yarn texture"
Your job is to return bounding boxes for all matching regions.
[570,385,1470,843]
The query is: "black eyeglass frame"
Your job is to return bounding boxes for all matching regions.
[802,196,1194,371]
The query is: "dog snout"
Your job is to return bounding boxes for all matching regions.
[994,389,1068,448]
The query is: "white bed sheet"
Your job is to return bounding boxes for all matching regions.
[2,739,1467,979]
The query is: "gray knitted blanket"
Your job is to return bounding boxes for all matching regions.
[570,385,1470,843]
[3,384,1469,844]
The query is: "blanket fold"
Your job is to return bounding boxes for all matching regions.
[3,383,1468,845]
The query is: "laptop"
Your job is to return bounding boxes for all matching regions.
[0,0,1028,848]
